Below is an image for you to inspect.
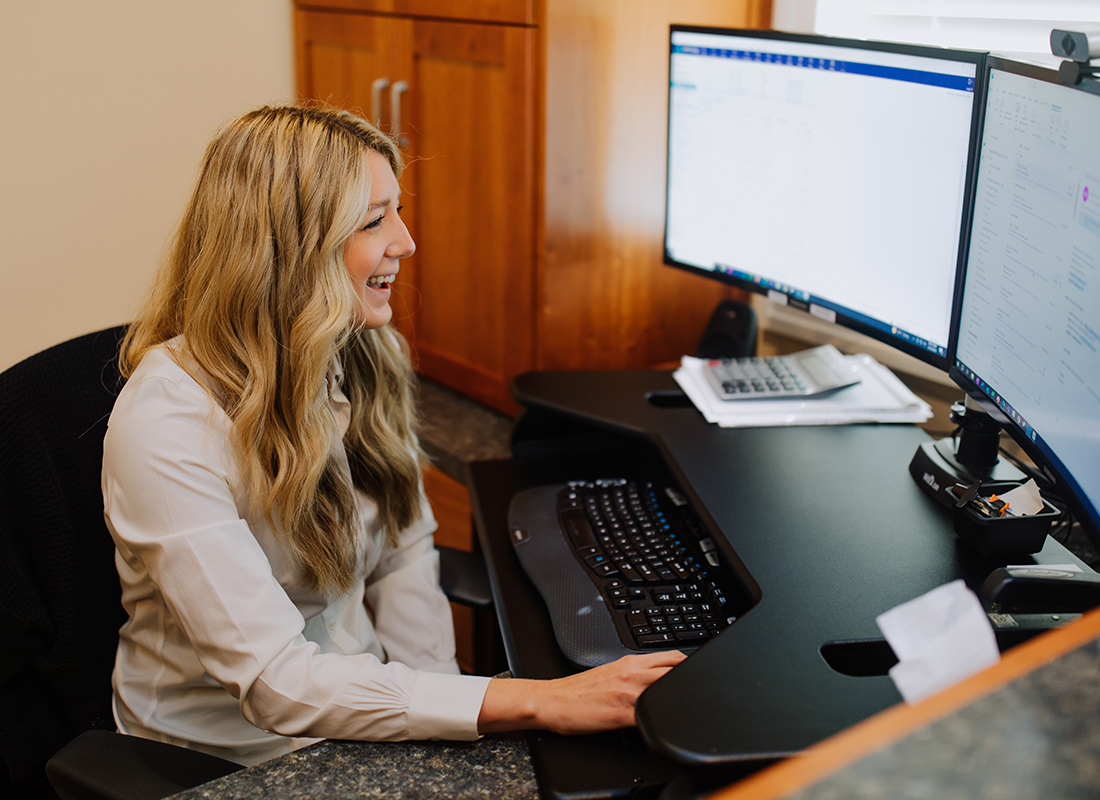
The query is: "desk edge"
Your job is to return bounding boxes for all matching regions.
[710,605,1100,800]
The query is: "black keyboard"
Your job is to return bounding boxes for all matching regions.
[508,479,750,668]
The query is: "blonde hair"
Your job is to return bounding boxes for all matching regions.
[122,105,423,596]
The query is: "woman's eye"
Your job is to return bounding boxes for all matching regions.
[359,205,402,232]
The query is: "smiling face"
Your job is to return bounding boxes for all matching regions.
[343,150,415,329]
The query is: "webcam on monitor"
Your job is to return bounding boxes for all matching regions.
[1051,29,1100,88]
[1050,29,1100,61]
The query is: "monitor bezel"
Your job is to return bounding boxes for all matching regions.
[663,25,987,372]
[948,54,1100,542]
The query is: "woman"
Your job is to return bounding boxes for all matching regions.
[103,105,684,766]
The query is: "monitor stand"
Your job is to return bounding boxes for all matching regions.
[909,395,1025,507]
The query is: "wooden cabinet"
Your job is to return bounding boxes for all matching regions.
[295,3,537,413]
[295,0,769,413]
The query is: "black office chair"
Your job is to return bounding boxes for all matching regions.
[0,326,244,800]
[0,326,491,800]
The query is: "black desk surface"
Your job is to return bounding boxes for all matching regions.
[473,369,1088,788]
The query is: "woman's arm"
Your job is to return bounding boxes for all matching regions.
[363,493,458,673]
[477,650,687,735]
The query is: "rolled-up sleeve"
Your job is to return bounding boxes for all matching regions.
[104,353,490,752]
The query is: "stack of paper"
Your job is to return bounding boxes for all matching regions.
[673,353,932,428]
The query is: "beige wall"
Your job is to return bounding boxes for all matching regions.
[0,1,295,371]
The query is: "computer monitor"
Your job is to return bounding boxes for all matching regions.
[664,27,985,369]
[950,55,1100,542]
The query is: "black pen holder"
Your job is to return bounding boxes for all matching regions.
[949,481,1061,556]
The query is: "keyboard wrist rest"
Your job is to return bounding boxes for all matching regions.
[509,485,636,668]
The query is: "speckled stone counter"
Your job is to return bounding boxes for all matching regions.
[170,734,537,800]
[776,636,1100,800]
[417,378,515,484]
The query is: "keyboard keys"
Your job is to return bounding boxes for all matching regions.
[552,480,738,653]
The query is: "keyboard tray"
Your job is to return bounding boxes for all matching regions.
[508,479,749,668]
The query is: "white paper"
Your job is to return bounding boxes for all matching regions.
[673,353,932,428]
[876,580,1000,704]
[998,479,1046,517]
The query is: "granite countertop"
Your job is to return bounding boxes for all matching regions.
[781,636,1100,800]
[416,378,515,483]
[171,734,538,800]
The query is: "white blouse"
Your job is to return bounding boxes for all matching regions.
[102,344,490,766]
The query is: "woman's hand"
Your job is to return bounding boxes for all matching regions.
[477,650,687,735]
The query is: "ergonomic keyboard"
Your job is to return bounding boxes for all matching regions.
[702,343,860,400]
[507,479,750,668]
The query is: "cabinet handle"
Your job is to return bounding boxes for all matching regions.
[390,80,409,147]
[371,78,390,126]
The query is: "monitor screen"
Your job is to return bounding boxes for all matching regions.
[952,56,1100,540]
[664,27,984,368]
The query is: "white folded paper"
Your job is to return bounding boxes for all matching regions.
[876,580,1000,704]
[998,478,1046,517]
[673,353,932,428]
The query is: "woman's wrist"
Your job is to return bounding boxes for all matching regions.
[475,651,685,736]
[477,677,541,733]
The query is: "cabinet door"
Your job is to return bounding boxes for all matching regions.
[296,10,536,413]
[294,10,395,125]
[294,10,425,333]
[395,20,536,412]
[296,0,536,25]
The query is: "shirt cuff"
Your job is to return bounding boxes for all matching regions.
[407,672,492,741]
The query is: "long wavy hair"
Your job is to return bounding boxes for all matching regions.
[121,105,423,597]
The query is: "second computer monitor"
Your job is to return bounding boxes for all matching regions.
[952,56,1100,541]
[664,27,984,369]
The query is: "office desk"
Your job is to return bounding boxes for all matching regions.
[469,369,1090,797]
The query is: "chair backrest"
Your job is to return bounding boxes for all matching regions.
[0,326,129,795]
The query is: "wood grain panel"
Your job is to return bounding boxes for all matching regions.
[295,10,424,341]
[401,20,536,411]
[538,0,764,372]
[295,9,391,115]
[295,0,771,412]
[398,0,535,24]
[297,0,398,17]
[421,464,473,552]
[296,0,536,26]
